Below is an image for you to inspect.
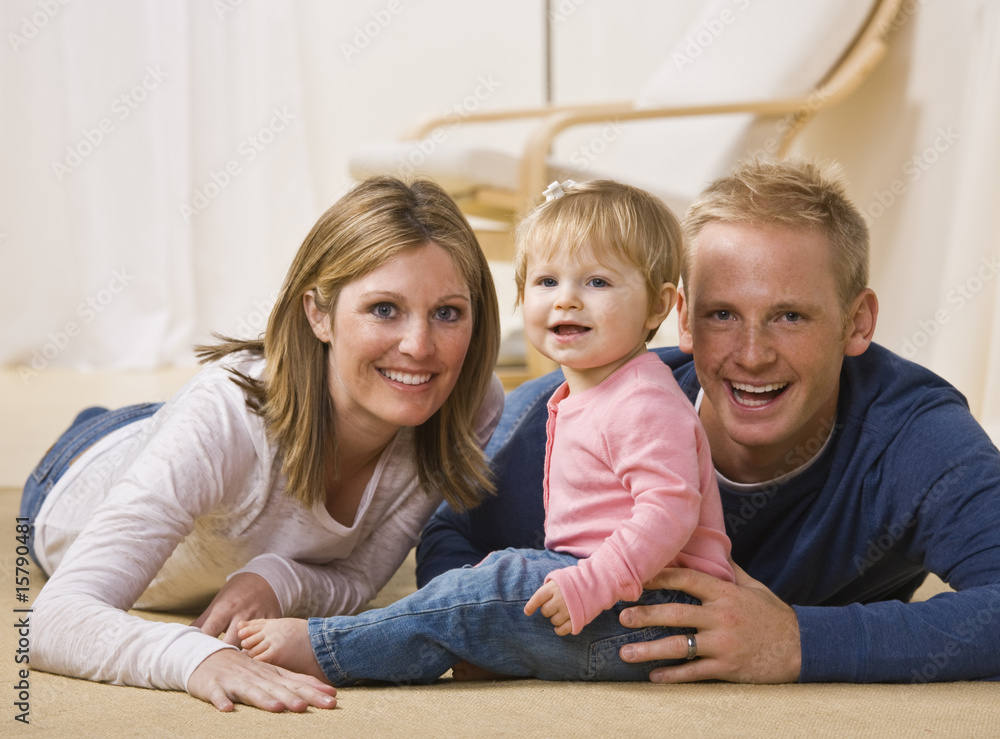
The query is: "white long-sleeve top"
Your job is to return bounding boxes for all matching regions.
[31,355,503,693]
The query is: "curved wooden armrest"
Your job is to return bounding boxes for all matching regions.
[400,100,633,140]
[516,29,890,209]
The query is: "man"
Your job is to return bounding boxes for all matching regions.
[416,158,1000,683]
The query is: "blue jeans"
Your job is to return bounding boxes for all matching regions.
[20,402,164,566]
[308,547,698,686]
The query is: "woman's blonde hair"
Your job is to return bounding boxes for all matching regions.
[682,158,870,313]
[513,180,683,341]
[198,177,500,511]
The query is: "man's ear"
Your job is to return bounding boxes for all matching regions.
[303,290,332,343]
[645,282,678,333]
[677,286,694,355]
[844,288,879,357]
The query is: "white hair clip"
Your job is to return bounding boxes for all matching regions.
[543,180,578,201]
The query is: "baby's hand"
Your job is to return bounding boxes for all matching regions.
[524,580,572,636]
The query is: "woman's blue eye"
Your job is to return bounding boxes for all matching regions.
[436,306,460,322]
[373,303,396,318]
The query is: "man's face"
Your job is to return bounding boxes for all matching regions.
[679,221,866,482]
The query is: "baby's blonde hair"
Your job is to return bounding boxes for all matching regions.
[514,180,683,341]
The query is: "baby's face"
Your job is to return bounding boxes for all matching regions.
[522,245,671,392]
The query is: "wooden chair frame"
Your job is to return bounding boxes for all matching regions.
[401,0,903,223]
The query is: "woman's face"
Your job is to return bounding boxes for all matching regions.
[316,241,475,443]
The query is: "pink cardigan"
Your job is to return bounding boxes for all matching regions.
[543,352,734,634]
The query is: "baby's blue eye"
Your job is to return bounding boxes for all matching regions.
[540,277,557,287]
[588,277,608,288]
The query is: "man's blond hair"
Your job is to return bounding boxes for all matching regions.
[683,158,870,312]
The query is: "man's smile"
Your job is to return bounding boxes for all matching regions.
[729,380,789,408]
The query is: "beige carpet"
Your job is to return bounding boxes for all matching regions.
[2,482,998,737]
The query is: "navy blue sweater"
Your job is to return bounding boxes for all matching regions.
[416,344,1000,682]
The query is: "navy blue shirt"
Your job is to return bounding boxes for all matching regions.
[416,344,1000,682]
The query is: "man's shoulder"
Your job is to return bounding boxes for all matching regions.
[842,343,968,413]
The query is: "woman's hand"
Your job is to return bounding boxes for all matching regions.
[187,649,337,712]
[191,572,282,645]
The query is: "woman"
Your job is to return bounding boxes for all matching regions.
[22,177,503,712]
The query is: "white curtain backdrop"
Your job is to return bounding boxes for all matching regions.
[0,0,320,373]
[790,0,1000,443]
[0,0,542,376]
[1,0,998,443]
[924,0,1000,442]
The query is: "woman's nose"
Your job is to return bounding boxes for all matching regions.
[398,318,433,359]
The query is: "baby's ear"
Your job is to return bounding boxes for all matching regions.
[645,282,677,332]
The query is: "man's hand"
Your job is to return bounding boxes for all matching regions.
[188,648,337,712]
[524,580,572,635]
[618,563,801,683]
[191,572,282,645]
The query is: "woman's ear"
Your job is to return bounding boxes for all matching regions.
[303,290,332,343]
[844,288,879,357]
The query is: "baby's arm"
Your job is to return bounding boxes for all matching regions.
[524,580,572,636]
[238,619,330,685]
